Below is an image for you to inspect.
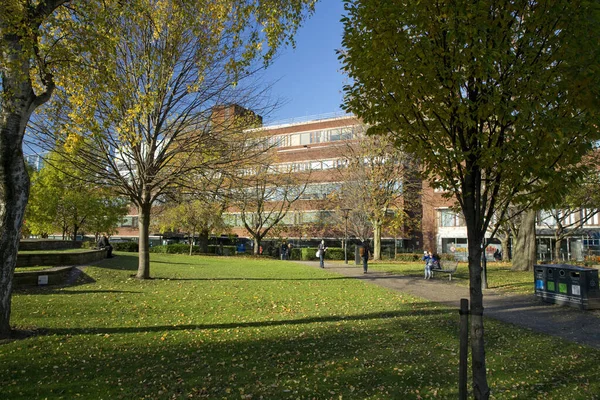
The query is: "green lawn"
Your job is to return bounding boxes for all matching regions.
[368,261,536,295]
[2,253,599,399]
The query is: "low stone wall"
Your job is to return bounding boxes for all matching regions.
[16,249,106,267]
[14,266,75,287]
[19,240,83,251]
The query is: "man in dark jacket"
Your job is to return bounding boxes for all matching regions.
[97,235,113,258]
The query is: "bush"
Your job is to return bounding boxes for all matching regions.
[113,242,138,252]
[324,247,349,260]
[301,248,319,260]
[149,244,239,255]
[150,244,198,254]
[290,248,302,260]
[393,253,423,262]
[81,241,96,249]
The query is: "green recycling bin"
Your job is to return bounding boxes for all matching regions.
[534,264,600,310]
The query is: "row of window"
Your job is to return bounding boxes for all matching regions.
[262,125,365,149]
[438,208,600,228]
[251,182,342,202]
[223,210,336,227]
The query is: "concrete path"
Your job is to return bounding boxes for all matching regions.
[295,260,600,349]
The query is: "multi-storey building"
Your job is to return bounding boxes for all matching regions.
[102,105,600,260]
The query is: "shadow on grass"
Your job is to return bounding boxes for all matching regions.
[492,282,531,290]
[42,306,451,337]
[92,252,139,271]
[13,267,101,295]
[153,276,353,282]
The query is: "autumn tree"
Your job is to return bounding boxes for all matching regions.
[30,1,315,280]
[336,134,419,260]
[0,0,314,338]
[234,160,307,255]
[340,0,600,397]
[25,151,128,240]
[156,174,230,255]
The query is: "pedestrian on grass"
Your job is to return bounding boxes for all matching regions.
[318,240,327,268]
[361,240,370,273]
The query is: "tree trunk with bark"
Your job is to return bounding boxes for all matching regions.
[512,209,537,271]
[500,236,510,261]
[136,201,152,279]
[0,120,31,338]
[189,229,195,256]
[462,190,490,400]
[198,228,209,253]
[554,236,563,262]
[373,222,382,260]
[0,21,57,337]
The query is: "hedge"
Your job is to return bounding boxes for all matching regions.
[113,242,139,252]
[149,244,238,255]
[293,247,352,261]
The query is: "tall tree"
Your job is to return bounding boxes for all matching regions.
[234,161,307,255]
[340,1,600,397]
[337,134,418,260]
[0,0,315,338]
[25,151,128,240]
[30,0,316,280]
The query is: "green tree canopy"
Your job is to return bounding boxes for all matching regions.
[340,0,600,397]
[25,151,128,240]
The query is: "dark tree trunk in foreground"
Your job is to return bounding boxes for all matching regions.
[0,35,53,338]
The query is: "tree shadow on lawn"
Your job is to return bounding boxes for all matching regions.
[13,267,101,296]
[5,315,596,400]
[1,317,467,399]
[42,306,451,337]
[154,276,353,282]
[92,252,139,271]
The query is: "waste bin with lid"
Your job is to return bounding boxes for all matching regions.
[534,264,600,310]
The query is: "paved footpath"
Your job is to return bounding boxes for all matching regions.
[295,260,600,349]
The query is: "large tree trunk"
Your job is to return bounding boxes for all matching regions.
[0,0,64,339]
[463,204,490,399]
[198,228,209,253]
[253,237,262,255]
[554,236,563,262]
[512,209,537,271]
[373,222,382,260]
[137,201,152,279]
[0,119,31,338]
[499,237,510,261]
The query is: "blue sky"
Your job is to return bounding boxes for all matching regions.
[263,1,348,124]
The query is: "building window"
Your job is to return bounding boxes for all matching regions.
[438,209,464,227]
[583,209,599,226]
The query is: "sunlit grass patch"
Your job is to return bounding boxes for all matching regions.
[2,253,599,399]
[370,260,534,295]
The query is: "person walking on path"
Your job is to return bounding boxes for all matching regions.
[318,240,327,268]
[361,240,370,273]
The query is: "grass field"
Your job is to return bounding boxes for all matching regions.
[368,260,534,295]
[1,253,599,399]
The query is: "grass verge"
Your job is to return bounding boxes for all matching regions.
[1,253,599,399]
